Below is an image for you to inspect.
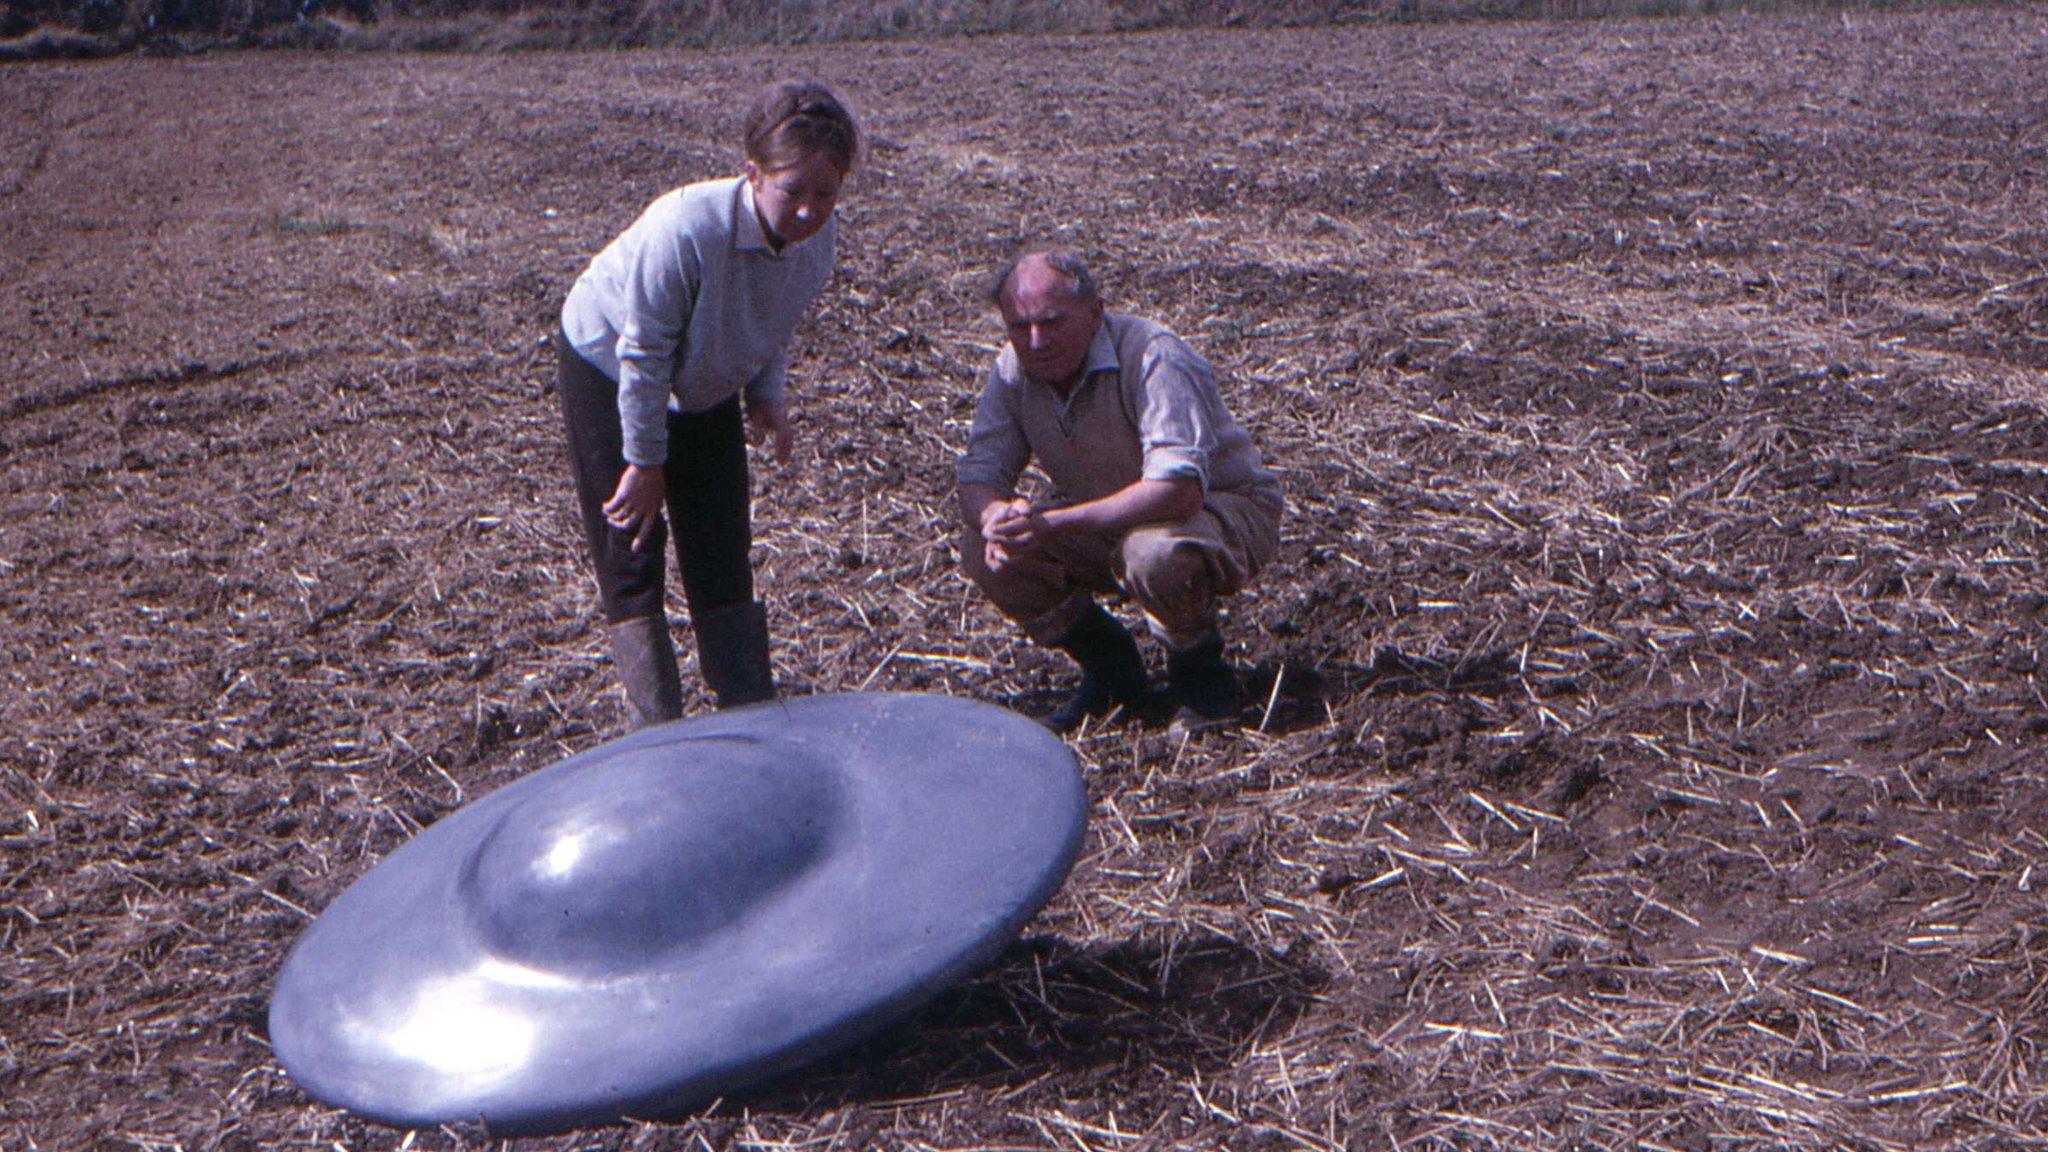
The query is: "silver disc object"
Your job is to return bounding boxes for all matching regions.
[267,692,1086,1135]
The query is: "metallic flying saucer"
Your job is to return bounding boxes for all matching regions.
[268,692,1086,1135]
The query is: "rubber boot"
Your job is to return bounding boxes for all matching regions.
[1166,634,1241,732]
[696,600,776,709]
[1045,602,1156,735]
[608,614,684,730]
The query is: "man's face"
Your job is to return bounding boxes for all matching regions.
[998,260,1103,387]
[746,151,844,250]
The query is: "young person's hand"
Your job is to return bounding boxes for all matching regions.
[748,400,793,463]
[604,463,666,552]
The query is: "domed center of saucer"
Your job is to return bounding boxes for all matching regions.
[462,735,843,978]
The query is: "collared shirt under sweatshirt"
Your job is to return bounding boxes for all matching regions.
[561,176,835,467]
[958,311,1283,512]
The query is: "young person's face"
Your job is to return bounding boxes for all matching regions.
[746,151,844,249]
[999,260,1103,388]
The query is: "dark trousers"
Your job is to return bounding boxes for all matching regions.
[554,330,754,625]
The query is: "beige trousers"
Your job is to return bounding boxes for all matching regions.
[960,490,1282,650]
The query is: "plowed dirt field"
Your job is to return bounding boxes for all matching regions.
[4,7,2046,1150]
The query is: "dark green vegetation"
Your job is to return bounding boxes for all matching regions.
[1,0,1934,58]
[4,7,2046,1150]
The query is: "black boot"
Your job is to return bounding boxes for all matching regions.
[608,614,684,730]
[1045,602,1155,735]
[696,601,776,709]
[1167,634,1241,731]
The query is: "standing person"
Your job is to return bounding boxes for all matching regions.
[555,81,859,728]
[957,250,1285,734]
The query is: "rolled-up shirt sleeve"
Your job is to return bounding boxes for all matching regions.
[1136,338,1218,491]
[956,367,1033,493]
[613,225,701,467]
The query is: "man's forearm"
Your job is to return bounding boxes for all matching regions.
[1043,478,1203,538]
[958,483,1013,531]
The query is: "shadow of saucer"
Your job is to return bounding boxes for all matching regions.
[733,930,1327,1114]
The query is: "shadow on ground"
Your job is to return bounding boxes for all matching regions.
[736,930,1327,1114]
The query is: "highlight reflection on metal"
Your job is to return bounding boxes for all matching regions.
[267,693,1086,1136]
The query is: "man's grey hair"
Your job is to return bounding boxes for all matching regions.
[987,248,1101,309]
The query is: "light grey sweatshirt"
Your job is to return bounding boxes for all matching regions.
[561,176,835,466]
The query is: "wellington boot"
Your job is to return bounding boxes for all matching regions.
[608,614,684,730]
[1045,602,1157,735]
[1166,635,1241,732]
[696,600,776,709]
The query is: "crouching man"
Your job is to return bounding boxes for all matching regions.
[956,250,1284,733]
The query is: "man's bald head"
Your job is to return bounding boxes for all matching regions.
[988,249,1100,311]
[991,250,1105,389]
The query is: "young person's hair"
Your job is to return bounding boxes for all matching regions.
[743,81,861,176]
[987,249,1100,308]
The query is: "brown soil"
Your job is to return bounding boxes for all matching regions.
[4,8,2046,1150]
